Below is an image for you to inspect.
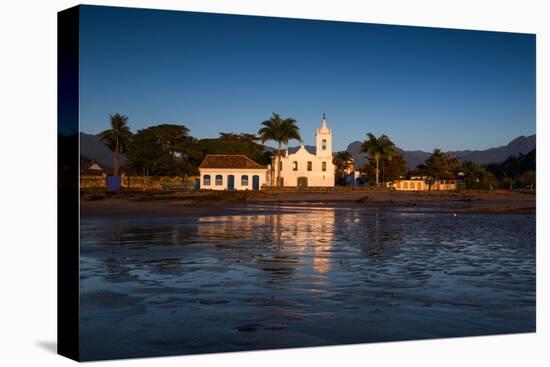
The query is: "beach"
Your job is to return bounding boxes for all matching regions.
[79,193,536,359]
[80,189,535,218]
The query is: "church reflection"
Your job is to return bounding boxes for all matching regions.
[197,207,337,275]
[90,206,407,285]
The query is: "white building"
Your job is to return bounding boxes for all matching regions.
[273,114,335,187]
[199,154,268,190]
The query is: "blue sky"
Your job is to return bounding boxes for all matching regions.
[79,5,535,152]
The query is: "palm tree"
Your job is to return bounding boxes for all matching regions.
[258,113,301,186]
[335,150,352,161]
[99,113,132,176]
[360,133,395,186]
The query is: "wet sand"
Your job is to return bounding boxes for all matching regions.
[79,205,536,360]
[81,190,535,218]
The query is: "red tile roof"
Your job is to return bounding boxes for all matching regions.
[199,155,266,169]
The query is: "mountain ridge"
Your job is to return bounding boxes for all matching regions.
[346,134,535,169]
[80,132,126,168]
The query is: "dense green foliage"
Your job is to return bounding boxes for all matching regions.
[415,149,460,189]
[360,150,407,184]
[413,148,536,190]
[381,150,408,183]
[460,160,496,189]
[486,149,536,189]
[117,118,274,177]
[126,124,201,177]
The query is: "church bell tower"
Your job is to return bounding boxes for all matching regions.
[316,113,333,158]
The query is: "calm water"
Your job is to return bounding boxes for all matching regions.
[80,206,536,360]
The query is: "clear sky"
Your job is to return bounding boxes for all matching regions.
[79,5,535,152]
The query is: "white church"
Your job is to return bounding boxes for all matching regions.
[272,114,335,187]
[198,114,335,190]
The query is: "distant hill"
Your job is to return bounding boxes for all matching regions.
[448,135,536,165]
[346,141,431,169]
[346,134,535,169]
[80,132,126,168]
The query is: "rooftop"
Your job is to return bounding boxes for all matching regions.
[283,145,316,156]
[199,154,266,169]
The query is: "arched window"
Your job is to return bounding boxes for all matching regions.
[241,175,249,186]
[322,162,327,171]
[322,139,327,150]
[293,161,298,171]
[215,175,223,186]
[203,175,211,186]
[307,161,312,171]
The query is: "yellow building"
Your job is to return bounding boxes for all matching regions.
[388,179,459,191]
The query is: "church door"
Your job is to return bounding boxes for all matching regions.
[297,177,308,188]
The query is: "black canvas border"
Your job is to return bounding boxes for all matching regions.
[57,5,80,361]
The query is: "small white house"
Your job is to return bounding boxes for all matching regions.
[199,154,268,191]
[273,114,336,187]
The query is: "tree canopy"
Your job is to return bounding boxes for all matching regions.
[416,149,460,189]
[460,160,495,189]
[125,124,200,177]
[486,149,535,189]
[361,150,407,184]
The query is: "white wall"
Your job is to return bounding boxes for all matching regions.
[199,168,268,190]
[273,146,335,187]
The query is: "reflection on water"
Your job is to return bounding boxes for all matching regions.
[197,208,337,274]
[80,206,535,360]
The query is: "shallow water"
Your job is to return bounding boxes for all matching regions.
[80,206,535,360]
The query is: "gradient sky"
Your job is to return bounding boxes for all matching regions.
[79,5,535,152]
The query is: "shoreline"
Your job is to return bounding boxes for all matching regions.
[80,189,535,219]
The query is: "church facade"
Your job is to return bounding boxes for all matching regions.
[273,115,335,187]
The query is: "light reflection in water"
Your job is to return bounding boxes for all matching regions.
[197,209,336,274]
[79,207,535,361]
